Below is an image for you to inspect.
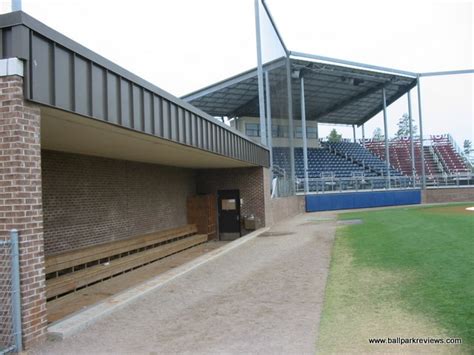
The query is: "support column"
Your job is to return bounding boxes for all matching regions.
[300,75,309,193]
[382,88,391,188]
[352,125,356,143]
[286,58,296,189]
[362,124,365,146]
[265,72,273,186]
[416,76,426,189]
[254,0,267,146]
[0,60,47,348]
[407,90,416,184]
[12,0,22,11]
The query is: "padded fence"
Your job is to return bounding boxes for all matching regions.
[0,231,22,354]
[305,189,421,212]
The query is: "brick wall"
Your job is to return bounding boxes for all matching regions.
[422,187,474,204]
[42,150,196,255]
[196,167,267,230]
[0,75,47,348]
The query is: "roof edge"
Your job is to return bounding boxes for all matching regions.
[0,11,269,151]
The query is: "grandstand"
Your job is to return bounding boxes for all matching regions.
[270,134,472,192]
[365,134,471,178]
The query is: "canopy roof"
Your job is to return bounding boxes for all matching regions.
[182,52,418,127]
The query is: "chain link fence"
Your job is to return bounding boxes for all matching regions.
[0,231,22,355]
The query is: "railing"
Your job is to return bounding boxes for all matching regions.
[273,176,294,198]
[430,146,447,174]
[447,133,473,170]
[294,172,474,194]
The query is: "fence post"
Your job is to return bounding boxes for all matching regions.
[10,229,22,353]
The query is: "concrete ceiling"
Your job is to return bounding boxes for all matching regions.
[41,107,255,169]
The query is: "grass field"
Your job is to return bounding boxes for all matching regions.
[317,203,474,354]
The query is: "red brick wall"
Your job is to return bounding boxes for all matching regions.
[0,75,47,348]
[422,187,474,203]
[41,150,196,255]
[196,167,268,230]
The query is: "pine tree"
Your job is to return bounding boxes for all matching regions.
[372,127,384,141]
[327,129,342,142]
[396,113,418,138]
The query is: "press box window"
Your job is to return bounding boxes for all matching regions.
[245,123,260,137]
[295,126,317,139]
[295,126,303,138]
[307,127,317,139]
[273,125,288,138]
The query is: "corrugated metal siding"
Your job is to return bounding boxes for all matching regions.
[0,13,269,167]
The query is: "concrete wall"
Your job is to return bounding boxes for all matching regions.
[42,151,196,255]
[266,195,305,227]
[0,75,47,347]
[422,187,474,204]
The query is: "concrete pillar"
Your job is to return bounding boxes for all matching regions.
[0,61,47,348]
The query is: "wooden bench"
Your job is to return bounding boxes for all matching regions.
[45,224,207,299]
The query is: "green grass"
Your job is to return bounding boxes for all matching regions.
[318,203,474,353]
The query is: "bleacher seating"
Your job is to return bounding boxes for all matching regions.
[431,135,470,173]
[272,134,471,191]
[364,135,470,177]
[294,147,367,178]
[273,147,368,179]
[273,143,398,181]
[325,141,401,177]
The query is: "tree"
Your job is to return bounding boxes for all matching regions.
[327,129,342,142]
[464,139,472,154]
[396,113,418,138]
[372,127,384,141]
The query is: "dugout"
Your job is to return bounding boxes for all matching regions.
[0,11,300,347]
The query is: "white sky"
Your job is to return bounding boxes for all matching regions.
[10,0,474,145]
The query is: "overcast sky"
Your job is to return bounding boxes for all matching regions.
[8,0,474,145]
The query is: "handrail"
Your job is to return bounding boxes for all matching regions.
[430,146,447,174]
[447,133,473,169]
[294,172,473,193]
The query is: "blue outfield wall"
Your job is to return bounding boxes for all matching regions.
[305,189,422,212]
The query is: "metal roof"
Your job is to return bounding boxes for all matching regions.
[182,53,418,127]
[0,11,270,167]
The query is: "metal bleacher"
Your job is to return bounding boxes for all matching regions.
[272,144,410,192]
[325,142,402,177]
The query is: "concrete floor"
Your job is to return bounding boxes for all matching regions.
[47,241,228,323]
[32,212,337,355]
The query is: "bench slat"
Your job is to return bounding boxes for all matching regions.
[45,225,197,274]
[46,234,207,298]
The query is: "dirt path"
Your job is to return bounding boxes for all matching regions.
[32,212,337,355]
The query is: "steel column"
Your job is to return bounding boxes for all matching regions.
[382,88,391,188]
[286,58,296,187]
[300,76,309,193]
[361,124,365,146]
[352,125,356,143]
[407,90,416,184]
[416,76,426,188]
[10,229,23,353]
[254,0,267,146]
[12,0,22,11]
[265,72,273,184]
